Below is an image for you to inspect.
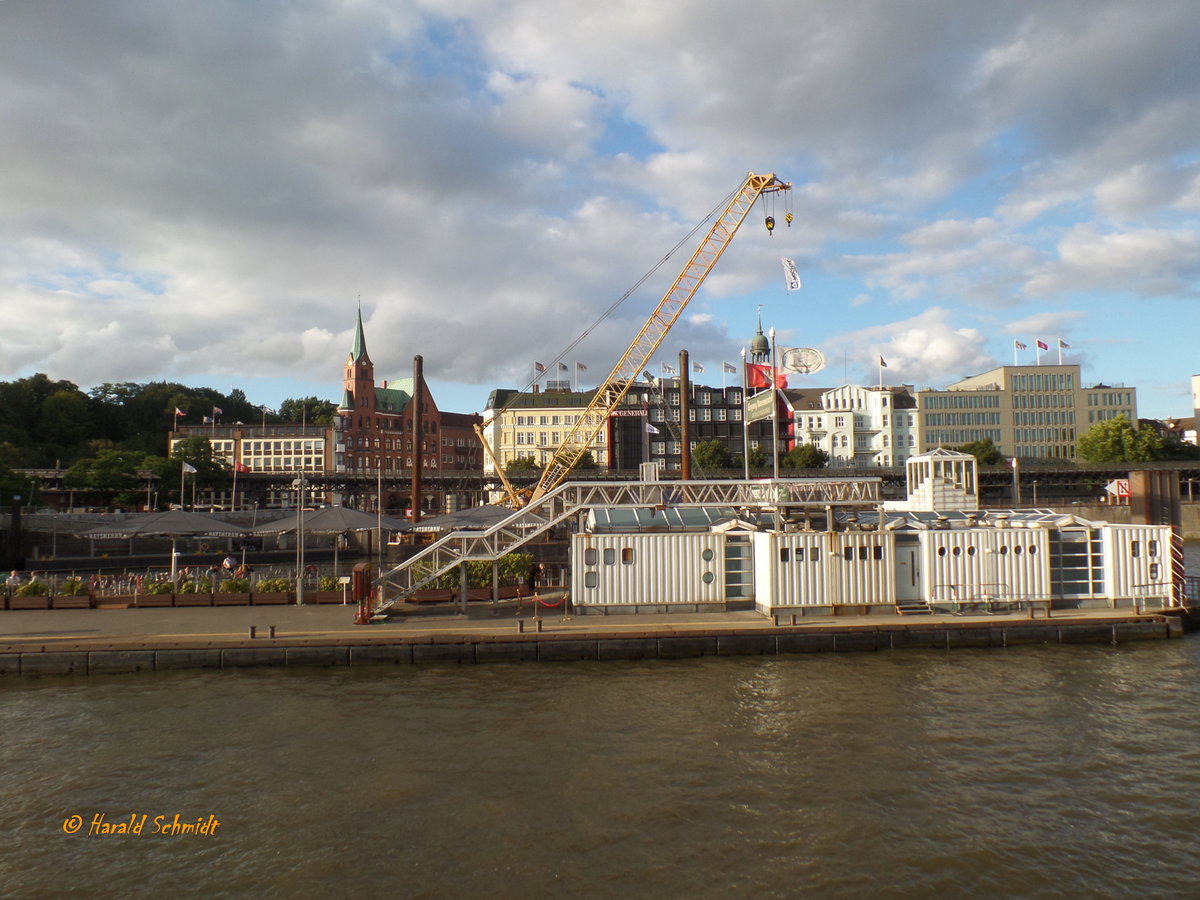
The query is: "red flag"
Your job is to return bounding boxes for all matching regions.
[234,463,251,474]
[174,407,185,416]
[747,363,788,389]
[1036,340,1049,350]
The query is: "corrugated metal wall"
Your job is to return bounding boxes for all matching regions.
[1101,524,1173,603]
[754,532,895,609]
[571,533,726,607]
[920,528,1049,603]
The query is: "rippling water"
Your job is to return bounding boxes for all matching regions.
[4,637,1200,898]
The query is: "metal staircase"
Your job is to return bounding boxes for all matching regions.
[378,477,883,607]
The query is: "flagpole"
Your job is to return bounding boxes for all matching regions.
[1013,344,1018,367]
[1035,342,1042,365]
[878,357,883,390]
[770,327,779,480]
[1057,341,1063,365]
[741,348,750,480]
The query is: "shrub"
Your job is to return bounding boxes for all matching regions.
[318,575,340,592]
[217,578,249,593]
[255,577,292,594]
[179,577,213,594]
[146,581,173,595]
[58,577,89,596]
[15,580,49,596]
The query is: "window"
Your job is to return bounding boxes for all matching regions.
[621,548,634,564]
[584,547,597,566]
[603,548,616,565]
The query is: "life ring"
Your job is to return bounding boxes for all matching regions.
[304,565,318,577]
[200,542,210,552]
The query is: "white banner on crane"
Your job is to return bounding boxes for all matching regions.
[781,257,801,291]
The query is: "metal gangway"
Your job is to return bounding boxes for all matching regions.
[377,477,882,609]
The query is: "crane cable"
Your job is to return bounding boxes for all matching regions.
[491,184,744,420]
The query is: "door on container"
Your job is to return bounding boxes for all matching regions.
[894,536,921,602]
[724,535,753,599]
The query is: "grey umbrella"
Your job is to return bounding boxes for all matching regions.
[80,510,246,582]
[247,505,409,572]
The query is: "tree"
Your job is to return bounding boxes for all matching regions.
[956,437,1004,465]
[505,455,539,476]
[280,397,337,424]
[575,450,598,470]
[782,444,830,469]
[1077,414,1164,463]
[745,444,768,470]
[64,447,158,508]
[692,440,735,471]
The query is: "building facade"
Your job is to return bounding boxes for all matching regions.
[787,384,919,468]
[917,364,1137,460]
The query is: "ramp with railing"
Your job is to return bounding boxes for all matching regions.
[378,477,882,607]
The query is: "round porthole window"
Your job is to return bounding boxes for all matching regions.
[938,547,946,557]
[999,546,1009,555]
[702,548,714,562]
[967,546,976,556]
[702,571,715,584]
[952,546,962,557]
[1028,546,1037,555]
[1014,546,1022,556]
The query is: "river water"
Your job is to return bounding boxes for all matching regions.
[4,638,1200,898]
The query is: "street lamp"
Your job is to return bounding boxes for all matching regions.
[293,476,306,605]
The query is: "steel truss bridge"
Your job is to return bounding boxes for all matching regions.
[377,477,882,606]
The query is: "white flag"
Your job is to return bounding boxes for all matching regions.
[781,257,801,291]
[722,361,737,374]
[645,422,660,434]
[661,363,677,375]
[692,362,705,374]
[181,462,197,474]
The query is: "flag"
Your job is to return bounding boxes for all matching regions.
[234,462,251,474]
[692,362,705,374]
[879,356,888,368]
[781,257,801,291]
[747,363,788,389]
[1014,340,1027,351]
[645,422,660,434]
[1036,340,1049,350]
[576,361,587,371]
[723,361,737,374]
[212,406,223,415]
[174,407,185,417]
[557,362,569,372]
[181,462,197,474]
[1057,338,1070,349]
[534,362,546,373]
[202,416,213,424]
[661,363,677,375]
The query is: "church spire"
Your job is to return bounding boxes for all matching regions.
[350,304,370,363]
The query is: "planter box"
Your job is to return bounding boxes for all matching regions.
[52,594,94,609]
[132,593,173,608]
[174,593,213,607]
[307,590,347,605]
[7,595,51,610]
[213,592,252,606]
[251,592,292,605]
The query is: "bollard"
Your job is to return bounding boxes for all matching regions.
[269,625,276,639]
[248,625,256,639]
[516,620,524,633]
[534,618,543,633]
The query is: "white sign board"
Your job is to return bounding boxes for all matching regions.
[1105,479,1131,498]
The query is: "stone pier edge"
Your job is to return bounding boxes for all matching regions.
[0,615,1183,677]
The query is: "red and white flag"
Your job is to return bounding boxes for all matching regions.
[1036,340,1049,350]
[174,407,185,416]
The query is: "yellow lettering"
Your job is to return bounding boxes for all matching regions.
[151,815,165,834]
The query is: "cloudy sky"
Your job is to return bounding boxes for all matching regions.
[3,0,1198,419]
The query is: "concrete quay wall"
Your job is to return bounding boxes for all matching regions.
[0,616,1182,677]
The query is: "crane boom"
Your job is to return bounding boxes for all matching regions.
[525,171,790,504]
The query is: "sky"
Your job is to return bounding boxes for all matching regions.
[2,0,1198,421]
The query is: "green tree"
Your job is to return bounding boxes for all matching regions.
[692,440,734,470]
[280,397,337,424]
[574,450,598,470]
[782,443,830,469]
[956,437,1004,465]
[746,444,768,469]
[505,455,539,476]
[1077,414,1164,463]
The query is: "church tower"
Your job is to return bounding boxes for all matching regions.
[340,307,376,421]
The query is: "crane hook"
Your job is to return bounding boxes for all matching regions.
[785,212,793,227]
[765,215,775,234]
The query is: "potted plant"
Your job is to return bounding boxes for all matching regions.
[214,577,251,606]
[309,574,346,604]
[252,577,293,605]
[10,578,50,610]
[174,576,213,607]
[52,576,93,609]
[134,580,174,608]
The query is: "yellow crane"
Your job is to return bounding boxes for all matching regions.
[477,171,791,506]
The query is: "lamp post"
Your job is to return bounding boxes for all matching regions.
[741,347,750,481]
[294,476,306,605]
[769,327,780,480]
